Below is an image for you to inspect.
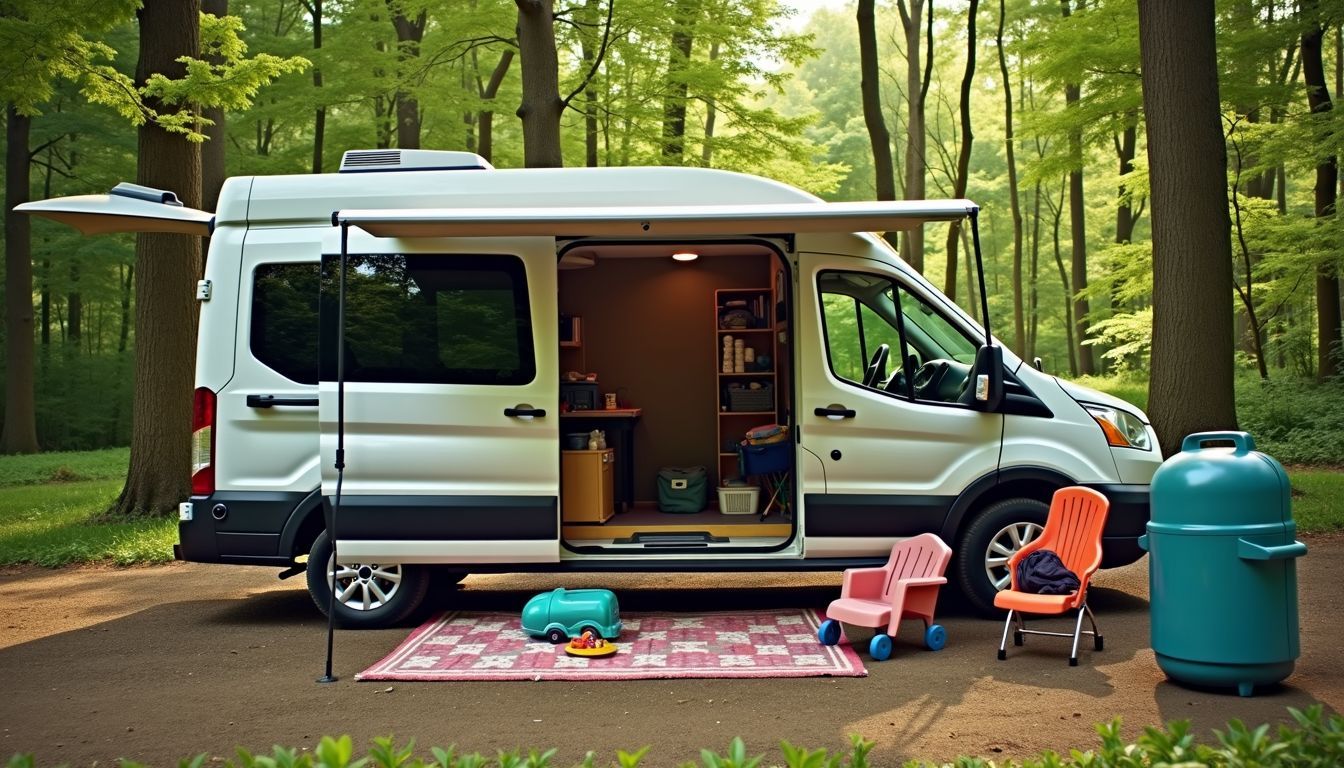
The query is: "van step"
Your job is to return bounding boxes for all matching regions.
[614,531,727,545]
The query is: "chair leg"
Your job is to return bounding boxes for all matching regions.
[998,610,1014,660]
[1014,611,1026,646]
[1084,602,1103,651]
[1069,605,1086,666]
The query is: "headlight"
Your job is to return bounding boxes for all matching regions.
[1083,403,1151,450]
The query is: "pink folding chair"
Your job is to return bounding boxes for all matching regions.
[817,532,953,660]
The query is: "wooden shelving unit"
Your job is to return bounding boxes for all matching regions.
[714,287,777,488]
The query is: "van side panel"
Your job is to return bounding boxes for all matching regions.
[320,234,561,564]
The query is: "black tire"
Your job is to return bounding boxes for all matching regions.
[955,497,1050,617]
[546,628,567,644]
[305,531,430,629]
[580,625,602,640]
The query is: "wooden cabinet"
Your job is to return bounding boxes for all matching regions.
[562,449,614,523]
[714,287,777,486]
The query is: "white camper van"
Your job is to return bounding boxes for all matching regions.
[21,149,1161,627]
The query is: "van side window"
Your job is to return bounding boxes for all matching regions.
[319,253,536,385]
[818,270,977,405]
[251,263,321,385]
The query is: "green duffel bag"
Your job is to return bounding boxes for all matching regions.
[657,466,708,513]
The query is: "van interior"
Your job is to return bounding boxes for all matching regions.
[555,239,794,553]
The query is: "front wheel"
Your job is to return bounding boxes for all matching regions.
[955,497,1049,616]
[305,531,430,628]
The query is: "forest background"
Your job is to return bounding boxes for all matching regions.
[2,0,1343,519]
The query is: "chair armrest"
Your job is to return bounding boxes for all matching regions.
[1006,539,1048,590]
[896,576,947,588]
[841,567,887,598]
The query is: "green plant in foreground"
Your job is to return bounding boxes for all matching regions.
[6,706,1344,768]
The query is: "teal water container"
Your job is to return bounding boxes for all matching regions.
[1139,431,1307,696]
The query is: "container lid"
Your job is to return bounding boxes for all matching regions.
[658,466,707,479]
[1150,431,1291,527]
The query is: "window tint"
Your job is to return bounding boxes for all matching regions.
[818,270,978,404]
[251,263,320,384]
[319,254,536,385]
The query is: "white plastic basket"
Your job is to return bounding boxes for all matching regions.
[717,486,760,515]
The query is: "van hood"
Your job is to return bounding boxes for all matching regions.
[1053,377,1151,423]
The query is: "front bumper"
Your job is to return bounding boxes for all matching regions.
[1084,483,1151,568]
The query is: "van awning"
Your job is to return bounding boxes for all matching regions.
[333,200,978,239]
[15,183,214,237]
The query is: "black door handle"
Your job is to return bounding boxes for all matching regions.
[504,406,547,418]
[814,406,857,418]
[247,394,319,408]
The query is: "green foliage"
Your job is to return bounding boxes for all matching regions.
[1237,377,1344,465]
[8,709,1344,767]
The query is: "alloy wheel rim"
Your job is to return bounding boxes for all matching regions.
[326,555,403,611]
[984,521,1044,590]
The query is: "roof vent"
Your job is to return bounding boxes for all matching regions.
[339,149,494,173]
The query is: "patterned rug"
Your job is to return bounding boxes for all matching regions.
[357,608,866,681]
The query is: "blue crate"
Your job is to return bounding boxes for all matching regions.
[738,441,790,476]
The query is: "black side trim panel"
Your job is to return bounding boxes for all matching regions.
[1085,482,1151,568]
[327,495,558,541]
[180,490,313,563]
[804,494,953,537]
[459,557,888,574]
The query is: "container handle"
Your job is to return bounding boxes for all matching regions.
[1237,539,1307,561]
[1137,534,1149,552]
[1181,431,1255,455]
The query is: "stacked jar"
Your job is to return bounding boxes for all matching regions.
[722,335,735,373]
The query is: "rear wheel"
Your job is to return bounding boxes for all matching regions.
[305,531,430,628]
[955,497,1049,616]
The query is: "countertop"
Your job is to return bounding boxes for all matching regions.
[559,408,642,418]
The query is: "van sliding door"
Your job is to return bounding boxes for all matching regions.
[319,234,560,564]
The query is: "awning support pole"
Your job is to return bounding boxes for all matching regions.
[319,222,351,684]
[969,208,992,347]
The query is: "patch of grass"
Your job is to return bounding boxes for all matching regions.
[1074,374,1149,411]
[0,447,128,488]
[1287,469,1344,535]
[0,478,176,566]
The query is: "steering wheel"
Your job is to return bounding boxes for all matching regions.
[861,344,890,388]
[911,360,947,399]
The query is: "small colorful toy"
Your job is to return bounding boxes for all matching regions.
[521,587,622,643]
[564,629,618,657]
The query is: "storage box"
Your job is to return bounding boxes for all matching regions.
[726,383,773,412]
[739,441,790,475]
[657,466,707,513]
[717,485,760,515]
[561,381,600,410]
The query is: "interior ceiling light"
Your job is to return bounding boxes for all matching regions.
[671,251,699,262]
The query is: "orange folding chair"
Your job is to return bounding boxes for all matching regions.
[995,486,1110,666]
[818,532,953,660]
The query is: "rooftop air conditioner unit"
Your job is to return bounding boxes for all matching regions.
[339,149,494,173]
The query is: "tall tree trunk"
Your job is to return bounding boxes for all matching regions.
[389,3,426,150]
[1114,117,1138,244]
[3,106,39,453]
[897,0,928,272]
[306,0,325,173]
[202,0,228,211]
[515,0,564,167]
[1061,0,1093,375]
[478,50,514,165]
[1028,180,1041,359]
[113,0,204,518]
[1302,5,1342,380]
[701,41,720,167]
[1139,0,1237,457]
[944,0,978,304]
[1050,181,1078,376]
[580,0,602,167]
[995,0,1024,353]
[67,268,81,345]
[857,0,899,251]
[119,264,133,355]
[661,0,699,163]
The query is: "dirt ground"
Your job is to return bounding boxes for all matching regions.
[1,538,1341,767]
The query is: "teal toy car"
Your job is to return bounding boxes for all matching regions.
[521,587,622,643]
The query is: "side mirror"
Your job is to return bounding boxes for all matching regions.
[969,345,1004,411]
